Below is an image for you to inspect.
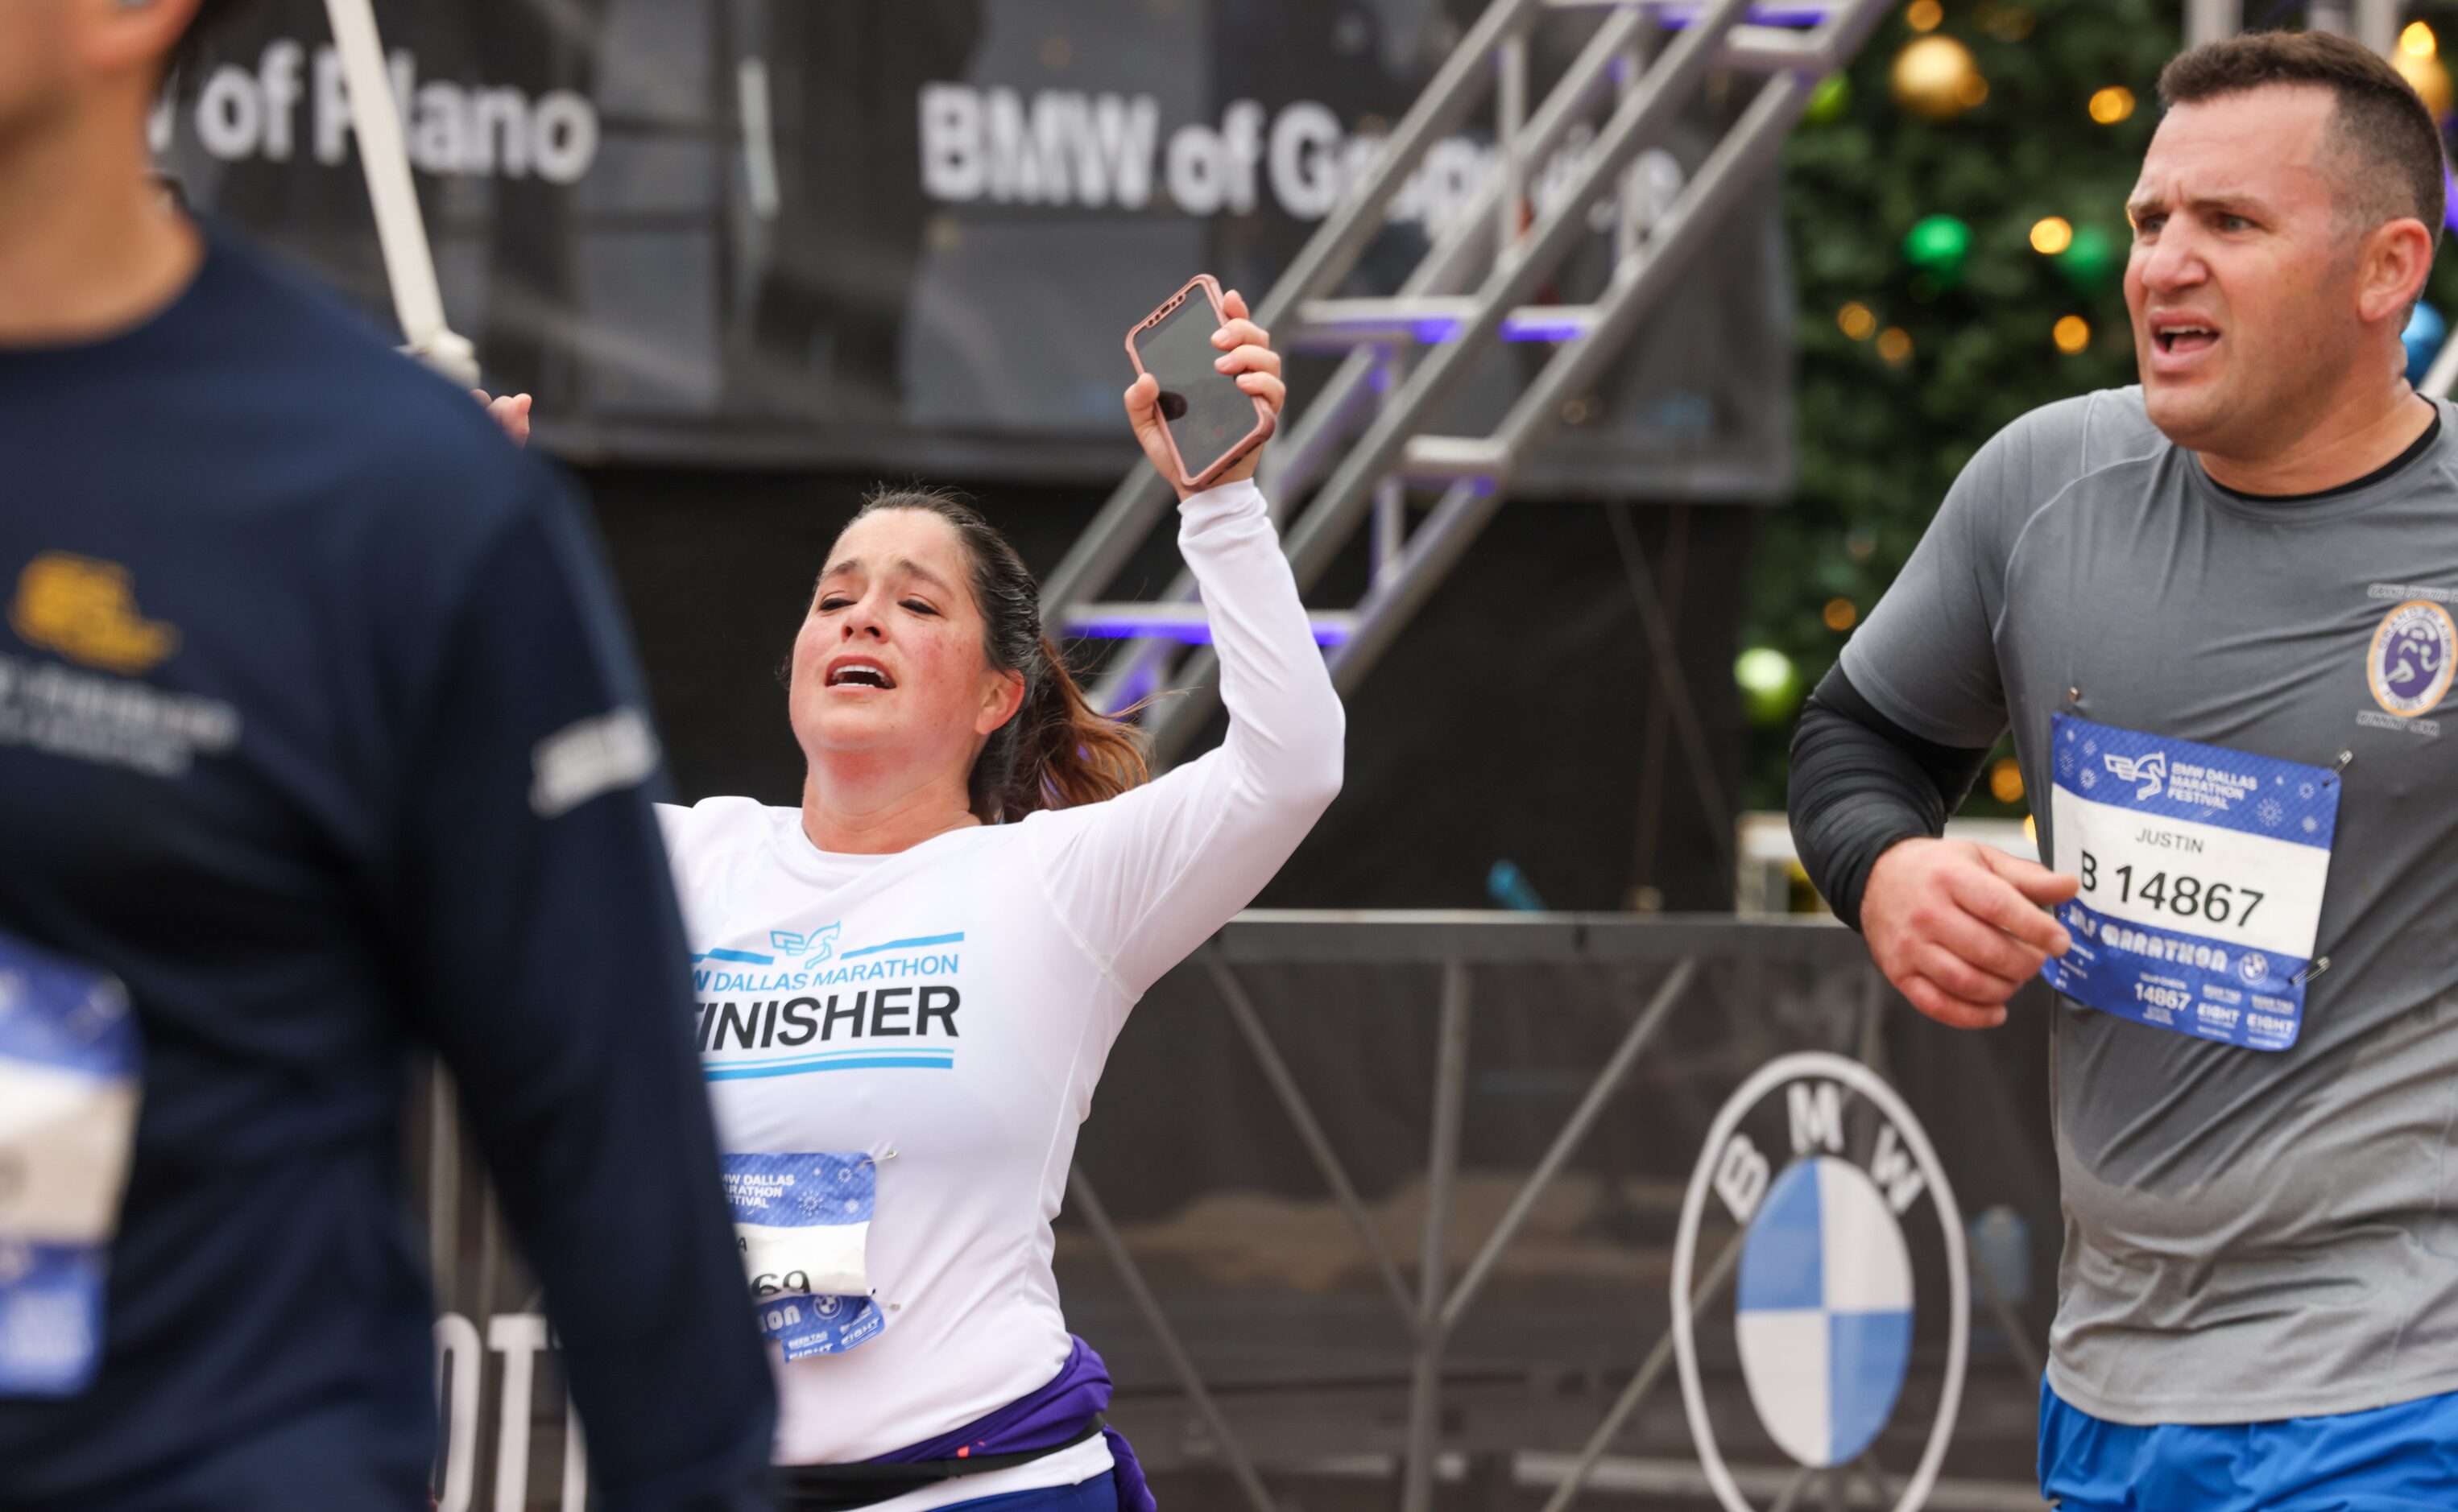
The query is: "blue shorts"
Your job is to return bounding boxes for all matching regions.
[2039,1381,2458,1511]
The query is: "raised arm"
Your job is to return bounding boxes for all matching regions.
[1028,292,1343,1001]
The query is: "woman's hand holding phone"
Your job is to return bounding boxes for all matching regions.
[1124,287,1283,502]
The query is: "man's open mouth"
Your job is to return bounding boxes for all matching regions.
[2155,323,2219,355]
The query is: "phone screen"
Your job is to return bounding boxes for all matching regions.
[1134,294,1256,481]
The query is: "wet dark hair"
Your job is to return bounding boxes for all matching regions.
[824,488,1151,823]
[2158,30,2446,253]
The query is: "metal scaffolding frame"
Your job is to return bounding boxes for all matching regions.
[1062,913,2049,1512]
[1044,0,1893,765]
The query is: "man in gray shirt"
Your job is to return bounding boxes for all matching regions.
[1788,31,2458,1508]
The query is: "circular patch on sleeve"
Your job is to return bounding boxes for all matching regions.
[2369,600,2456,718]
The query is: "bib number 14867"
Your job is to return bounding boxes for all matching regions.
[2041,713,2339,1053]
[2076,853,2262,927]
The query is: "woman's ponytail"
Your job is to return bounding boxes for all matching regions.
[1001,634,1150,818]
[846,488,1150,823]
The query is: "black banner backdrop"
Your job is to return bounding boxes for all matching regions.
[164,0,1793,493]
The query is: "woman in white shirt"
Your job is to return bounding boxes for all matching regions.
[658,292,1342,1512]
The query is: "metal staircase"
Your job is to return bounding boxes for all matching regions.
[1045,0,1893,762]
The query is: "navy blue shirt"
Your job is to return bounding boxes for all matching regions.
[0,227,775,1509]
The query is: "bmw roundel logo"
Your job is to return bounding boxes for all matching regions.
[1674,1053,1968,1512]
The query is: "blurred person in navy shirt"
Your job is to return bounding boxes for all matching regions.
[0,2,776,1507]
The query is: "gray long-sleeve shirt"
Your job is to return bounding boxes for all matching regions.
[1843,386,2458,1425]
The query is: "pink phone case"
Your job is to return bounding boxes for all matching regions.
[1124,274,1277,492]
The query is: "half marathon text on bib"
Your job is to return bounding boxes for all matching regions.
[0,932,141,1396]
[723,1152,887,1361]
[2042,713,2340,1051]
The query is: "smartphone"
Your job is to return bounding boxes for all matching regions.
[1124,275,1276,492]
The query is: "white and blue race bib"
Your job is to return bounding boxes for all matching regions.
[0,933,140,1396]
[2042,714,2340,1051]
[723,1152,886,1361]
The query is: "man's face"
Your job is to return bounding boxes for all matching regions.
[0,2,77,147]
[2125,85,2366,456]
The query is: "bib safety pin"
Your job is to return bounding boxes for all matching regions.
[2292,956,2332,987]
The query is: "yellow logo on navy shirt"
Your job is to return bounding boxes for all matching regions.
[8,554,181,674]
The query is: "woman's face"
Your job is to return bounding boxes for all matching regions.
[788,509,1024,779]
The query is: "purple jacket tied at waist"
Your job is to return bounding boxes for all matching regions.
[869,1336,1154,1512]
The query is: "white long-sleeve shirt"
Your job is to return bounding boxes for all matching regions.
[657,479,1343,1500]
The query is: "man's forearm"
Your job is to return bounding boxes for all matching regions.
[1787,667,1992,930]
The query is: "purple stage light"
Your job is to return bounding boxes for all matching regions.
[1070,618,1352,647]
[1653,1,1842,26]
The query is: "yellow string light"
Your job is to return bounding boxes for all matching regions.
[1823,597,1858,632]
[1838,301,1878,340]
[2088,85,2136,124]
[2402,20,2436,57]
[1907,0,1944,32]
[1989,758,2025,803]
[2053,315,2091,353]
[1877,327,1914,362]
[2030,216,2073,254]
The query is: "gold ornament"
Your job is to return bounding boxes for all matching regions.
[2395,48,2454,121]
[1892,35,1987,122]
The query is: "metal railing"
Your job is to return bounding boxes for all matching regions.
[1064,913,2052,1512]
[412,912,2055,1510]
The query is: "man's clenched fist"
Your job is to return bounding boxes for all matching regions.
[1862,837,2078,1029]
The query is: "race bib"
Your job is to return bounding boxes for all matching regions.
[0,933,141,1396]
[2042,713,2340,1051]
[722,1152,886,1361]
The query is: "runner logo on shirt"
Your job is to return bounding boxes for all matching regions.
[2368,599,2455,718]
[770,923,840,962]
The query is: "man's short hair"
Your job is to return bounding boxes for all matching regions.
[2158,29,2447,252]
